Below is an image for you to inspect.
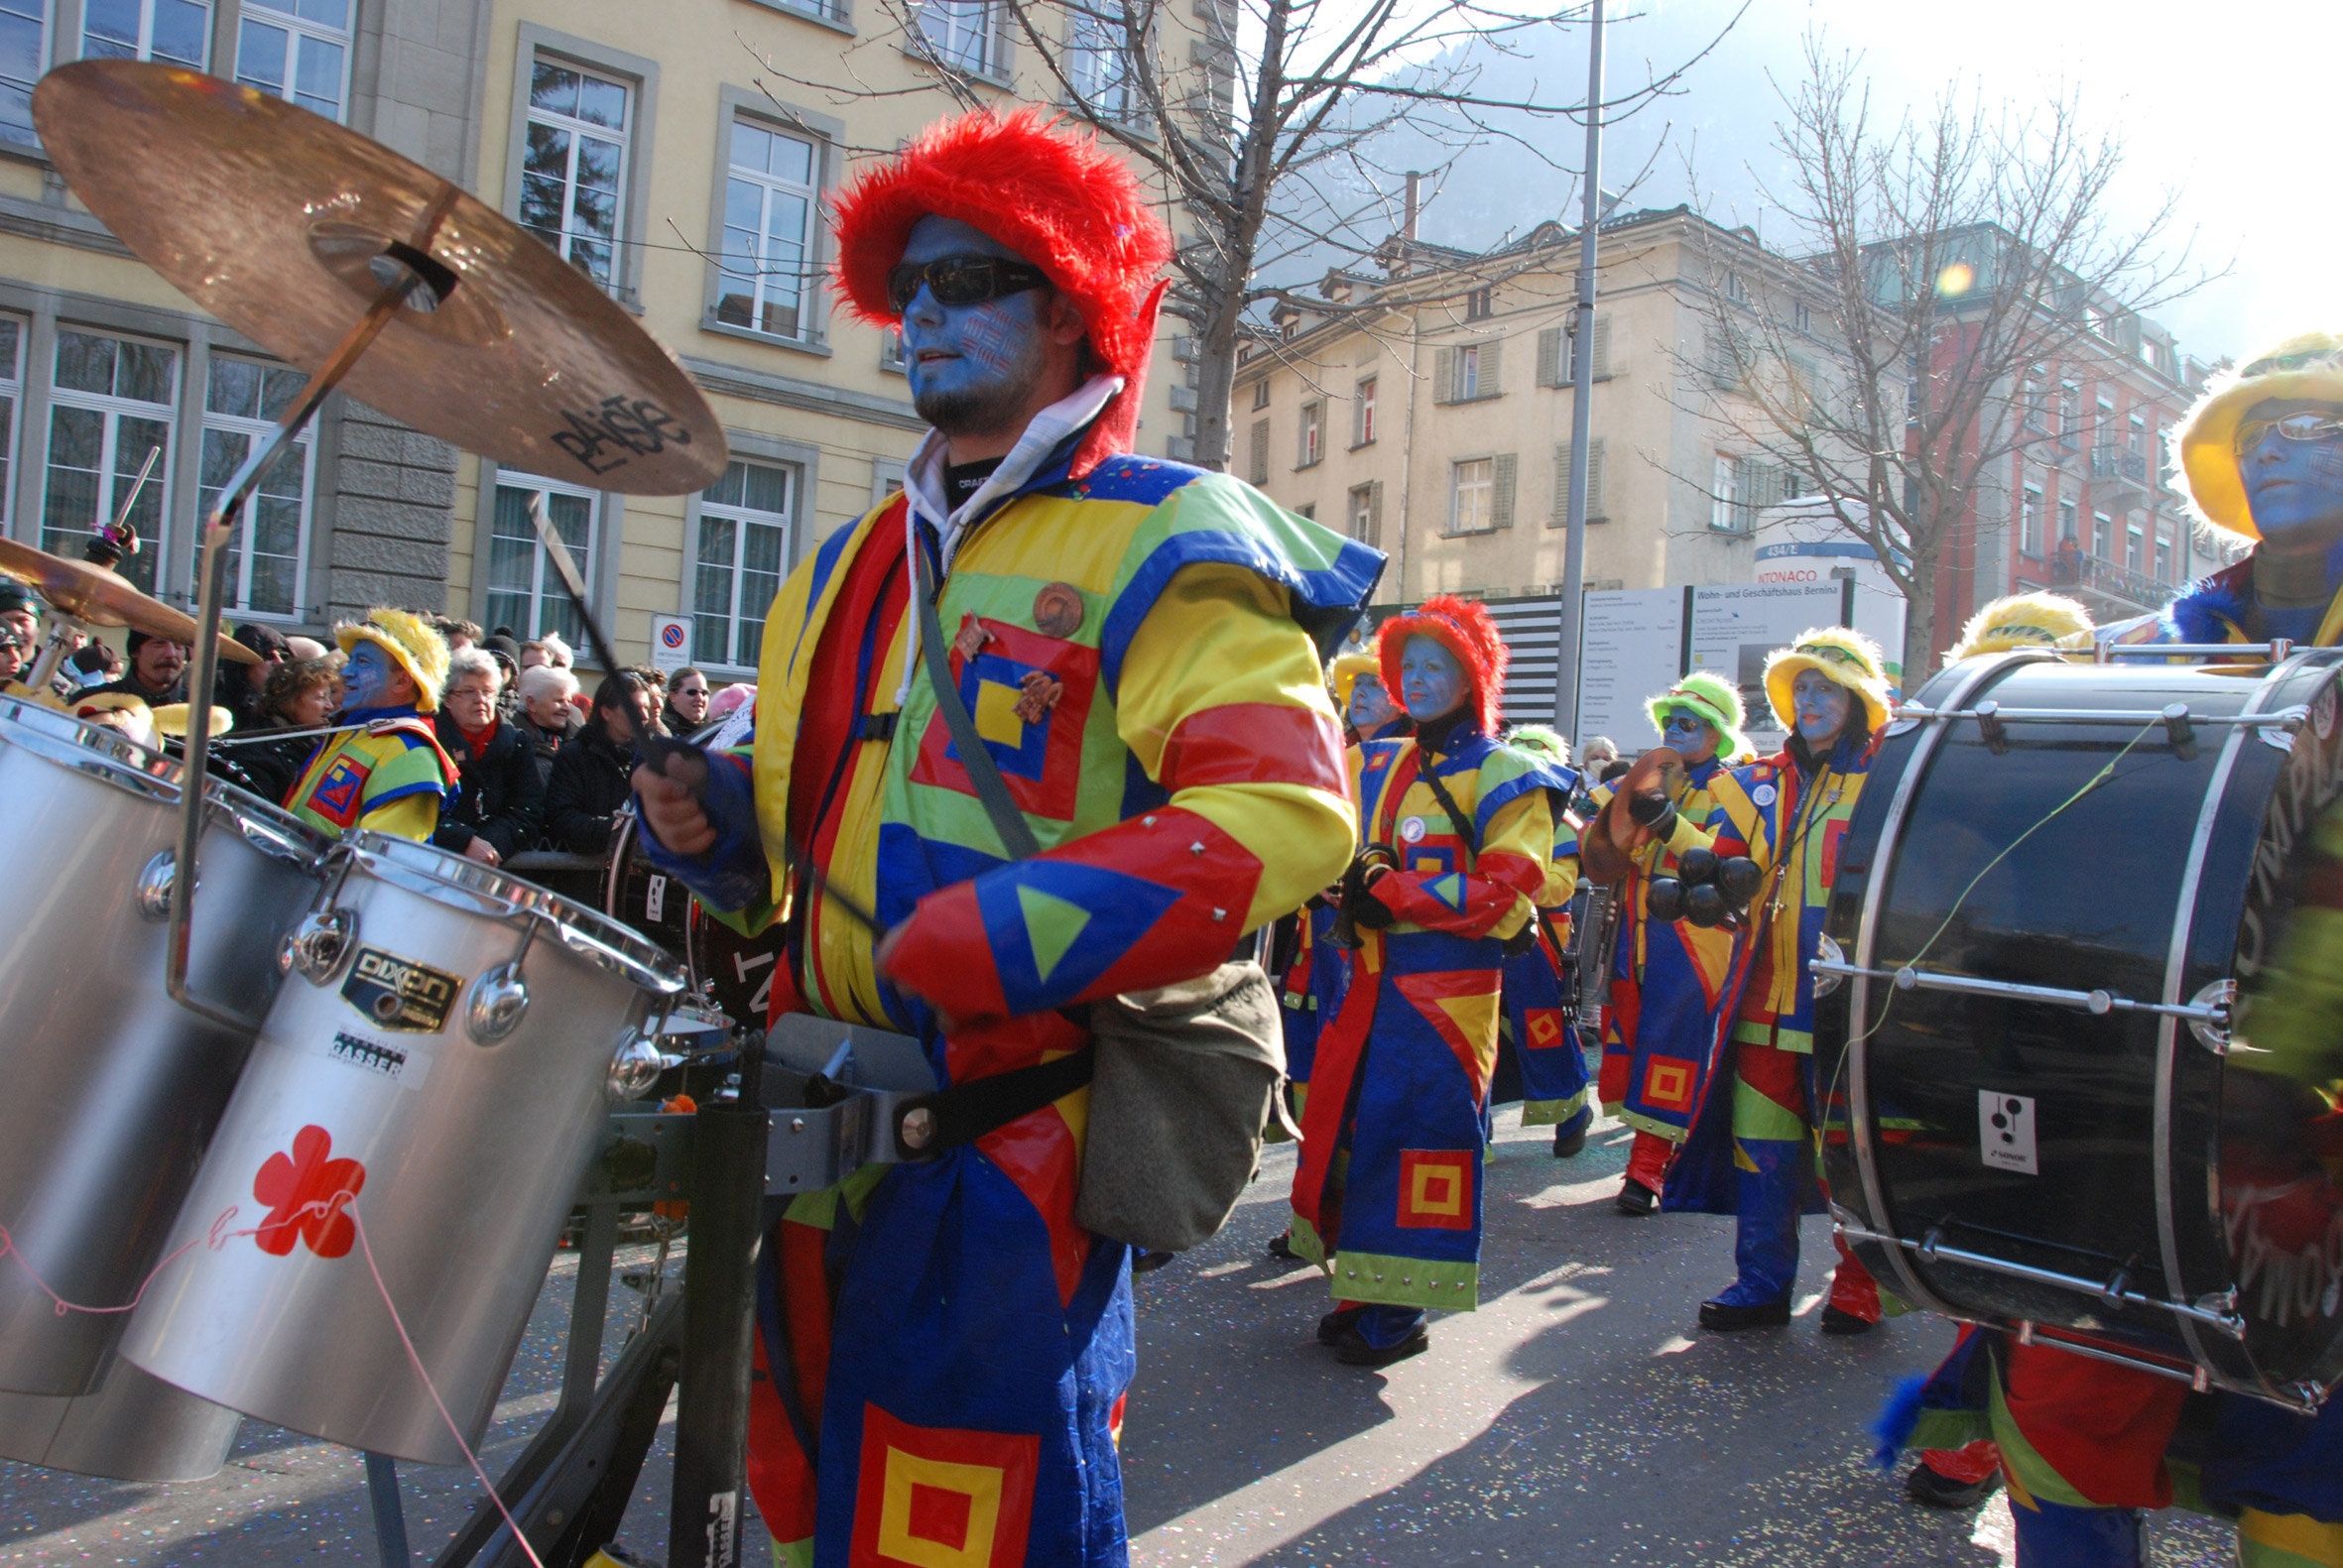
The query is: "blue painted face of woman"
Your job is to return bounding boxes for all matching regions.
[899,215,1055,438]
[1790,668,1850,750]
[1399,635,1467,723]
[1350,673,1400,733]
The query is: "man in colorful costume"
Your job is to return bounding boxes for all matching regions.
[631,109,1376,1566]
[1665,627,1887,1334]
[1498,723,1592,1154]
[1581,673,1748,1215]
[1289,595,1571,1366]
[283,607,455,841]
[1880,340,2343,1565]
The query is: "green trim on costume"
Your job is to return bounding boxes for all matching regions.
[2240,1507,2343,1567]
[773,1536,813,1568]
[1987,1366,2099,1510]
[1287,1213,1327,1266]
[1905,1407,1991,1455]
[1616,1108,1689,1143]
[1326,1250,1478,1311]
[782,1159,890,1230]
[1731,1073,1809,1143]
[1520,1091,1588,1127]
[1730,1019,1814,1053]
[2166,1458,2206,1518]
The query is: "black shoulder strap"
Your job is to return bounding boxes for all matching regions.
[1415,751,1480,862]
[909,534,1041,861]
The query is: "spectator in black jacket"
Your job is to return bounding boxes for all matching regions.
[662,665,711,738]
[86,629,187,705]
[516,663,583,785]
[543,670,654,857]
[433,647,545,866]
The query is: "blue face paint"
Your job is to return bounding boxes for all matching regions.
[899,215,1053,436]
[1400,635,1466,723]
[1349,673,1400,733]
[341,641,397,711]
[1661,709,1718,761]
[2242,400,2343,596]
[1790,668,1850,749]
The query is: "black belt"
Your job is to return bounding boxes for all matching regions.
[885,1041,1097,1160]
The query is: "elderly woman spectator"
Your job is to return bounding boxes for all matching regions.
[543,670,654,857]
[237,656,338,805]
[515,663,582,786]
[432,647,544,867]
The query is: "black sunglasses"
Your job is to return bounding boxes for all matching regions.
[885,254,1051,314]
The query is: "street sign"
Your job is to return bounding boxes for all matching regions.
[650,613,692,672]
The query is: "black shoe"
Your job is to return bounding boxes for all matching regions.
[1133,1250,1174,1275]
[1819,1303,1876,1336]
[1905,1461,2000,1510]
[1331,1322,1428,1367]
[1316,1305,1365,1345]
[1615,1178,1658,1216]
[1698,1296,1792,1332]
[1268,1231,1297,1261]
[1551,1124,1588,1157]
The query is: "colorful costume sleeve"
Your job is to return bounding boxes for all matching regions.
[883,559,1357,1025]
[357,736,454,841]
[1541,811,1584,907]
[1369,788,1552,940]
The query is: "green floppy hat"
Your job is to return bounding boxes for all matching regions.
[1645,670,1749,760]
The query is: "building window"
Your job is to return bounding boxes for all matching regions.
[236,0,351,121]
[2059,383,2080,447]
[0,0,46,141]
[2128,412,2147,454]
[487,474,597,645]
[1457,344,1481,401]
[1251,379,1270,412]
[82,0,206,66]
[1452,457,1494,534]
[1724,271,1748,303]
[2057,499,2077,543]
[521,60,632,288]
[2126,522,2144,572]
[1465,287,1493,320]
[1710,453,1740,533]
[198,356,313,619]
[919,0,998,75]
[1066,3,1131,119]
[2023,375,2044,433]
[44,329,176,595]
[716,117,817,341]
[694,459,793,671]
[1354,377,1376,446]
[1793,300,1811,334]
[0,319,21,530]
[2156,531,2173,584]
[2020,485,2042,557]
[1296,401,1321,468]
[2093,511,2111,558]
[1348,482,1378,546]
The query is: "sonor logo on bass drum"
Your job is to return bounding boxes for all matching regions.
[341,947,460,1033]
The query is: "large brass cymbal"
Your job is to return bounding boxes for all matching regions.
[32,60,727,498]
[0,539,259,663]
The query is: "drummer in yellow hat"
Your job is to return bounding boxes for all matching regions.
[282,606,457,841]
[1942,590,2094,663]
[2163,331,2343,652]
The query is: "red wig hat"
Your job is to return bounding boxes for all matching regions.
[832,107,1173,475]
[1377,595,1509,735]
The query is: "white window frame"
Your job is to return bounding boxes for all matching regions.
[79,0,208,66]
[1451,456,1494,534]
[486,470,601,645]
[42,327,178,596]
[0,316,24,534]
[692,458,797,676]
[1297,400,1321,468]
[1348,483,1373,543]
[2020,485,2042,557]
[1354,376,1376,446]
[1710,453,1740,533]
[714,112,820,344]
[2057,499,2077,543]
[235,0,353,122]
[2155,530,2173,584]
[919,0,999,76]
[2093,511,2112,558]
[1065,2,1132,120]
[521,59,633,289]
[198,354,316,621]
[1457,344,1481,402]
[0,0,48,144]
[2126,520,2145,573]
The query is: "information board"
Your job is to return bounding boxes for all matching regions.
[1574,588,1686,753]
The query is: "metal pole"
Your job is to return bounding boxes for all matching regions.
[1550,0,1604,736]
[669,1099,767,1568]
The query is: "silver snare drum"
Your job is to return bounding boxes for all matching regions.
[0,698,324,1398]
[121,830,688,1465]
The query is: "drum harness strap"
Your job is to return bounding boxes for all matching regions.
[1414,747,1542,958]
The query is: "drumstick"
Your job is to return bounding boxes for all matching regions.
[523,493,891,940]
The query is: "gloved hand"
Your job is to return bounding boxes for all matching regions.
[1626,788,1678,841]
[1341,845,1398,930]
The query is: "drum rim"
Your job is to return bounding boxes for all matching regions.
[0,694,327,867]
[342,828,688,995]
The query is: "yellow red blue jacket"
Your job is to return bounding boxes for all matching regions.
[282,707,456,841]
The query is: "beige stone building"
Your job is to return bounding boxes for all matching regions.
[1234,205,1841,610]
[0,0,1201,677]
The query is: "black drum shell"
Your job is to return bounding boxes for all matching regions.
[1816,648,2343,1403]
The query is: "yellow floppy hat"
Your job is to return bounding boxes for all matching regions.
[2173,330,2343,542]
[1944,591,2095,663]
[1763,626,1893,736]
[1329,650,1383,714]
[335,606,449,713]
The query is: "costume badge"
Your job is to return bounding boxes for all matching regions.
[1399,815,1427,843]
[1033,581,1084,639]
[952,616,992,661]
[1752,784,1778,806]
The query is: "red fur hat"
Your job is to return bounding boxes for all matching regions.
[831,108,1173,475]
[1377,595,1509,735]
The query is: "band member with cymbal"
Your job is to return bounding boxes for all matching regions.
[283,606,455,841]
[1291,596,1572,1366]
[629,109,1375,1563]
[1668,628,1888,1335]
[1582,672,1749,1214]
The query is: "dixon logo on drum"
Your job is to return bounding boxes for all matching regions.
[341,947,460,1033]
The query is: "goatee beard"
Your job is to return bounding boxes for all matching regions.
[914,379,1029,440]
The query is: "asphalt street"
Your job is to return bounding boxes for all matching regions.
[0,1108,2240,1566]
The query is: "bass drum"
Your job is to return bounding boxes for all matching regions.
[605,806,689,953]
[686,895,786,1031]
[1818,646,2343,1409]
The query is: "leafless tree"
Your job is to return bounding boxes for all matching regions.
[745,0,1736,471]
[1684,37,2216,672]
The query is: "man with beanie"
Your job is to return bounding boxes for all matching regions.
[283,606,456,841]
[1666,628,1888,1336]
[628,109,1377,1564]
[87,629,186,706]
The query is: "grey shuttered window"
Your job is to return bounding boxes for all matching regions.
[1536,326,1561,387]
[1248,419,1269,485]
[1478,339,1502,398]
[1492,452,1518,529]
[1432,346,1455,405]
[1552,437,1607,525]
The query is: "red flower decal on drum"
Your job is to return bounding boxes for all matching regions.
[252,1125,366,1259]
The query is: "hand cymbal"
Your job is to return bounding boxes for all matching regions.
[0,538,260,663]
[33,61,727,498]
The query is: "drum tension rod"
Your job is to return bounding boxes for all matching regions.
[1809,957,2230,1027]
[1895,701,2308,744]
[1840,1220,2248,1339]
